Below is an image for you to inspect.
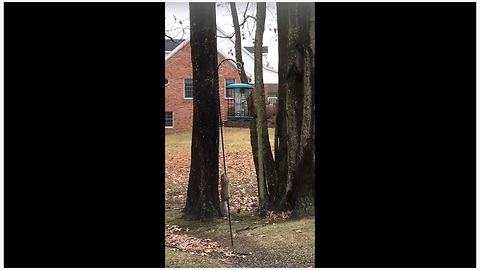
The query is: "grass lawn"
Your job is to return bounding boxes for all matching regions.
[165,127,314,268]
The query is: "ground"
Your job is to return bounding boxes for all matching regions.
[165,127,315,268]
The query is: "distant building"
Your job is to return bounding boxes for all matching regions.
[165,27,276,131]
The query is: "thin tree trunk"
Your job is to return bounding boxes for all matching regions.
[230,2,249,84]
[183,2,221,221]
[273,3,290,209]
[232,2,280,213]
[230,3,261,208]
[254,2,268,212]
[230,1,260,209]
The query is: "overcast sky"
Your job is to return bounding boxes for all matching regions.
[165,2,279,68]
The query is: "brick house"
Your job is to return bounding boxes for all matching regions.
[165,27,277,132]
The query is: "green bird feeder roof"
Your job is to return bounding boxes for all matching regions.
[226,83,254,89]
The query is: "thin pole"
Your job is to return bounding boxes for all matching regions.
[226,200,234,253]
[217,59,237,253]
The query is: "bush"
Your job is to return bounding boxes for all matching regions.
[266,104,276,119]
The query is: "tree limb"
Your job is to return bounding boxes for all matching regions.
[217,34,235,39]
[165,33,175,42]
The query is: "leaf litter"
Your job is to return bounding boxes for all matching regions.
[165,148,259,213]
[165,224,249,259]
[165,129,314,267]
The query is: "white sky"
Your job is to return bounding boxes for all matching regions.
[165,2,279,68]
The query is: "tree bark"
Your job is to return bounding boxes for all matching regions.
[254,2,268,212]
[183,2,221,221]
[230,3,262,212]
[272,3,290,210]
[230,2,249,84]
[294,4,315,216]
[276,3,315,216]
[231,2,280,213]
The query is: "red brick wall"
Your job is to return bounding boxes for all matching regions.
[165,42,194,131]
[165,42,268,132]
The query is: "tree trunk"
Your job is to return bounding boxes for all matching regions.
[230,2,249,84]
[294,4,315,216]
[230,3,260,210]
[276,3,315,216]
[231,2,280,213]
[254,2,268,213]
[272,3,290,210]
[183,2,221,221]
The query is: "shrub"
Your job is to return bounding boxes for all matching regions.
[266,104,276,119]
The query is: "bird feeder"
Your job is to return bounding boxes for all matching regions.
[226,83,254,120]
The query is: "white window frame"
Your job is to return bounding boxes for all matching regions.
[268,97,278,105]
[165,111,174,128]
[225,78,235,99]
[184,79,193,99]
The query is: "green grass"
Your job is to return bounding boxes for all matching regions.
[165,129,195,153]
[165,209,315,268]
[165,127,314,268]
[165,128,275,153]
[165,248,232,268]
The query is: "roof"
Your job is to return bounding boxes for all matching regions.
[165,40,268,54]
[165,39,185,51]
[165,27,278,83]
[226,83,254,89]
[244,46,268,54]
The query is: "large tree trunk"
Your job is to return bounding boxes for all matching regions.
[183,2,221,221]
[276,2,315,216]
[294,4,315,215]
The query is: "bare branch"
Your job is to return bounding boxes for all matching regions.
[217,34,235,39]
[164,33,175,42]
[266,5,277,21]
[243,2,249,19]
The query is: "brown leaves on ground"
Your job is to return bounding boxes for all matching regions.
[166,149,259,212]
[264,210,293,223]
[166,128,277,213]
[165,224,248,259]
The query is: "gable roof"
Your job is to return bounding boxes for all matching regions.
[244,46,268,54]
[215,27,278,75]
[165,38,190,62]
[165,39,184,51]
[165,27,278,84]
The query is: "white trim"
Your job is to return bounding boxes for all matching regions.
[183,78,193,99]
[165,111,174,128]
[165,38,190,62]
[267,97,278,105]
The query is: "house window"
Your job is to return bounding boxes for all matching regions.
[225,78,235,99]
[268,97,277,105]
[165,111,173,128]
[184,79,193,99]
